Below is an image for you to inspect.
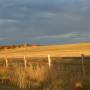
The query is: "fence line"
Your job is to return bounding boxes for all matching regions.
[5,57,8,68]
[48,54,51,69]
[0,54,90,90]
[24,56,27,69]
[81,54,86,77]
[0,54,89,72]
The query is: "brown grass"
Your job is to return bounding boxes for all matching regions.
[0,65,49,89]
[0,42,90,58]
[0,62,90,89]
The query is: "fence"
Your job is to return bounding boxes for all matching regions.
[0,54,90,90]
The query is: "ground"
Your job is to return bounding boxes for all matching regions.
[0,42,90,58]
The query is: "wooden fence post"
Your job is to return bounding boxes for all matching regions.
[48,54,51,69]
[81,54,85,77]
[5,57,8,68]
[24,56,27,69]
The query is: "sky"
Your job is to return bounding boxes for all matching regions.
[0,0,90,45]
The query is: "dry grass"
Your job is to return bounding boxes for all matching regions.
[14,67,27,88]
[26,66,49,83]
[0,43,90,58]
[0,65,49,89]
[0,62,90,89]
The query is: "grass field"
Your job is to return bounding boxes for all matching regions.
[0,57,90,90]
[0,43,90,90]
[0,59,89,90]
[0,42,90,58]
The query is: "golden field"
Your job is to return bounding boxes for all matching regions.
[0,43,90,58]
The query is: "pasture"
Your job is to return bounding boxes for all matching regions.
[0,56,90,90]
[0,43,90,89]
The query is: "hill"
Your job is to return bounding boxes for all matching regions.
[0,43,90,58]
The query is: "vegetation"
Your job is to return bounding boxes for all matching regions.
[0,43,90,58]
[0,43,90,89]
[0,57,90,90]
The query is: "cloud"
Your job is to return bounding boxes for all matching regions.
[0,0,90,44]
[0,37,16,41]
[0,37,6,41]
[63,13,81,21]
[31,32,90,40]
[37,12,57,19]
[1,32,90,42]
[0,19,17,24]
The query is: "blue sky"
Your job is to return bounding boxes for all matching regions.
[0,0,90,45]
